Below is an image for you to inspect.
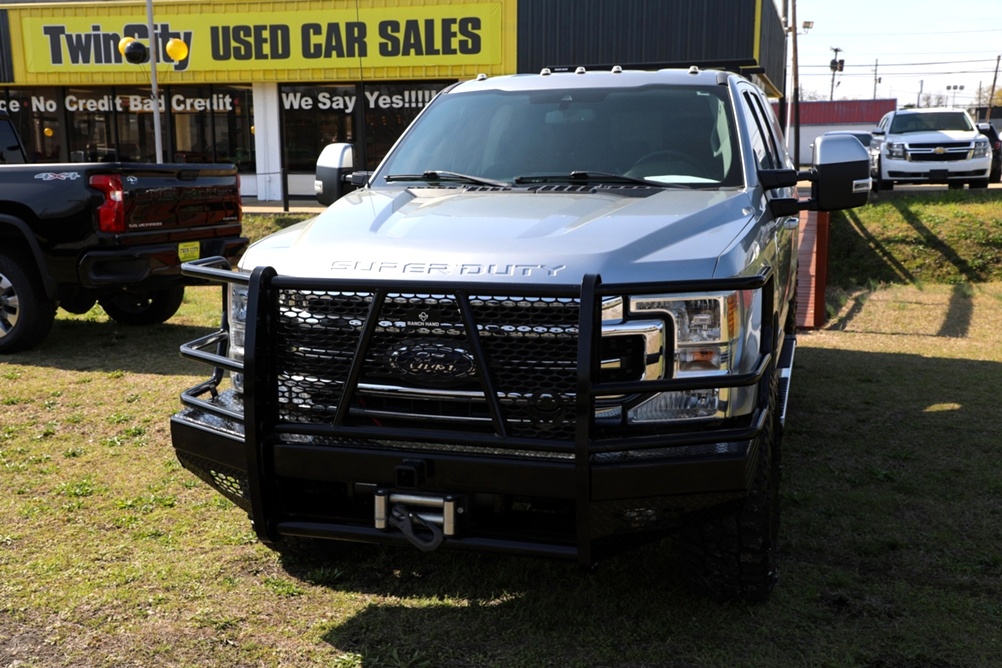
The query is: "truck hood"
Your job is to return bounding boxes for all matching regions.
[240,186,757,284]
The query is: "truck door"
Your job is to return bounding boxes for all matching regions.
[738,85,798,323]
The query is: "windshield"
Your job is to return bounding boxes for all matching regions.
[375,83,742,188]
[889,112,973,134]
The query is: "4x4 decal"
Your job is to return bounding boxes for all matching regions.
[34,171,81,181]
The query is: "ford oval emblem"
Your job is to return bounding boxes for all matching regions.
[389,343,476,387]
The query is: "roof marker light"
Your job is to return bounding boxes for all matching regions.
[688,66,700,75]
[540,68,552,76]
[575,67,586,75]
[612,66,623,74]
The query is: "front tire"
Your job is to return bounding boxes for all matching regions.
[0,252,56,354]
[99,285,185,326]
[681,368,781,602]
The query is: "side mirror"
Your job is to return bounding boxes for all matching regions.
[872,128,885,136]
[978,122,991,131]
[810,134,871,211]
[762,135,870,216]
[315,143,358,205]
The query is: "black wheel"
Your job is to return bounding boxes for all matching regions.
[0,252,56,354]
[681,367,781,602]
[99,285,185,326]
[948,182,964,190]
[969,179,989,189]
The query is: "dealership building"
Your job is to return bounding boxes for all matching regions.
[0,0,786,200]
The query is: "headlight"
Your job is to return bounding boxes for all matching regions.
[601,290,761,423]
[885,142,905,160]
[228,283,249,393]
[973,138,991,158]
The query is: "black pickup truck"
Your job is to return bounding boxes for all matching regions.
[0,112,246,353]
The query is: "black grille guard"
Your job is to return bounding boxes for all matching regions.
[179,256,775,456]
[176,257,778,564]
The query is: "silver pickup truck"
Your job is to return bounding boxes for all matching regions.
[171,66,869,601]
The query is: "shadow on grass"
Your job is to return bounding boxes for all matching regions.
[827,282,975,338]
[258,346,1002,667]
[889,199,987,284]
[828,206,977,336]
[8,317,214,375]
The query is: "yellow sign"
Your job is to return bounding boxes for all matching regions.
[177,241,201,262]
[20,2,507,75]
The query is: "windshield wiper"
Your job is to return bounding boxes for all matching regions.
[513,171,670,187]
[384,170,510,188]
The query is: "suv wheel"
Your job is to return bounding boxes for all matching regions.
[99,285,186,326]
[0,252,56,354]
[969,179,990,189]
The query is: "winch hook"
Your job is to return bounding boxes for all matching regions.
[388,503,444,552]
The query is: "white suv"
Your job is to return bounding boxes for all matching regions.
[871,107,991,191]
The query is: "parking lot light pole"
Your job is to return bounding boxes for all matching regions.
[948,84,964,108]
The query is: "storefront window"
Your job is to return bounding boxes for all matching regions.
[114,87,162,162]
[171,85,255,171]
[362,81,450,169]
[1,87,64,162]
[64,87,118,162]
[171,85,212,164]
[279,84,356,173]
[213,85,254,171]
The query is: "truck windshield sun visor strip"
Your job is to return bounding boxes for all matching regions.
[179,257,773,457]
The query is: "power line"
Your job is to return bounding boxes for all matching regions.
[801,70,998,77]
[815,28,1002,37]
[801,58,1000,69]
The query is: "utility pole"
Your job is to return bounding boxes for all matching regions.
[872,59,881,99]
[988,55,1000,121]
[792,0,802,168]
[829,47,843,101]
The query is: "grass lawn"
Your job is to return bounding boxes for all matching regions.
[2,192,1001,667]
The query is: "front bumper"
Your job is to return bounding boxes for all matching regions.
[171,391,763,562]
[880,155,991,182]
[170,258,788,565]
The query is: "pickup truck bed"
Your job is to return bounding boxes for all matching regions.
[0,112,246,352]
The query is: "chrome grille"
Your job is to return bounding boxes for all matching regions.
[906,142,972,162]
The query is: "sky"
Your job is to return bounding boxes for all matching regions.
[788,0,1002,107]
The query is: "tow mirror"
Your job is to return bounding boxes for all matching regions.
[315,143,360,205]
[761,134,870,216]
[810,134,871,211]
